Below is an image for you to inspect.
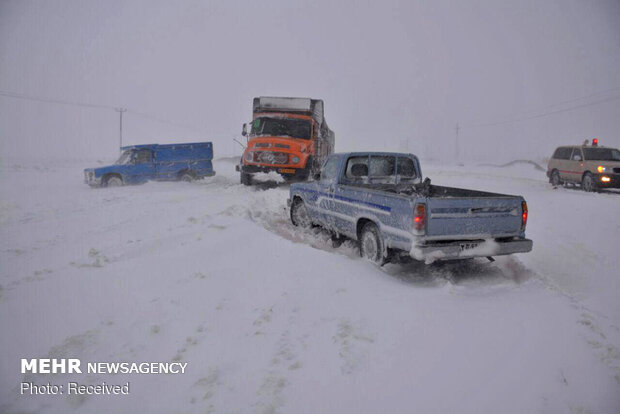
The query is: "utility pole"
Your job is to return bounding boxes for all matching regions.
[116,108,127,152]
[454,122,460,164]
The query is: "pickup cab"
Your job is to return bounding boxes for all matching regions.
[84,142,215,187]
[288,152,533,264]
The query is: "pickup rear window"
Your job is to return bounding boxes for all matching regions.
[345,155,417,183]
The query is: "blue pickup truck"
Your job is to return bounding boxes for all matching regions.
[288,152,533,264]
[84,142,215,187]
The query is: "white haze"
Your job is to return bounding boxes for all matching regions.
[1,0,619,163]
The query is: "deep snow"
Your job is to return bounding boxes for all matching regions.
[0,157,619,413]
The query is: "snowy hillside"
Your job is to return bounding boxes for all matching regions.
[1,158,619,413]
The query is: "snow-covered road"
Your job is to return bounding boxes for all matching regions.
[1,158,618,413]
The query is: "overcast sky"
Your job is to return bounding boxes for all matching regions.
[1,0,619,163]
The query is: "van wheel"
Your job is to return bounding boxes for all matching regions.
[359,222,386,265]
[550,170,561,186]
[105,175,123,187]
[290,199,311,228]
[581,172,596,192]
[240,172,253,186]
[180,172,195,182]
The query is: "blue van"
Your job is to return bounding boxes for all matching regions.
[84,142,215,187]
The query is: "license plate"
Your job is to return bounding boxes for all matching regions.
[460,242,479,251]
[279,168,295,174]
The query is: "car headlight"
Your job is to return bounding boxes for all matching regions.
[244,152,254,162]
[291,156,300,164]
[597,165,607,173]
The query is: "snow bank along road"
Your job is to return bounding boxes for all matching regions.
[1,158,619,414]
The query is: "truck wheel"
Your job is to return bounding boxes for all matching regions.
[550,170,561,187]
[290,199,311,228]
[359,222,386,265]
[105,175,123,187]
[240,172,253,186]
[581,172,596,192]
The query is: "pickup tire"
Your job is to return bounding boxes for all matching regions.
[550,169,561,186]
[581,172,596,192]
[240,172,253,186]
[359,222,386,265]
[290,198,311,228]
[104,175,123,187]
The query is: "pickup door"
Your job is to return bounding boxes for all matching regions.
[424,187,524,240]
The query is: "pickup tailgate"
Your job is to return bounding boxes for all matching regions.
[425,196,523,240]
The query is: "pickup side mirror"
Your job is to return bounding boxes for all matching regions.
[242,123,247,137]
[313,172,321,181]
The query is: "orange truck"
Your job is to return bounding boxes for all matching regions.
[236,97,335,185]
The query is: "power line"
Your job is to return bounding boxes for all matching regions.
[463,85,620,129]
[0,89,207,134]
[467,94,620,128]
[0,89,116,111]
[127,109,206,135]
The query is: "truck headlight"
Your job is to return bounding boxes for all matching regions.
[597,165,606,173]
[291,156,300,164]
[244,152,254,162]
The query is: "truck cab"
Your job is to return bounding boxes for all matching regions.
[237,97,335,185]
[547,139,620,191]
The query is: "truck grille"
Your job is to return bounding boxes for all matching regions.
[255,151,288,165]
[613,168,620,174]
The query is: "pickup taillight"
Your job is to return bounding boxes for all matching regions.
[413,203,426,233]
[521,201,528,231]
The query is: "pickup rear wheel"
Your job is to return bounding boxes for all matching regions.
[360,222,386,265]
[290,199,311,228]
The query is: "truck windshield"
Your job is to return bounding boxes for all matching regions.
[583,148,620,161]
[251,117,312,140]
[115,150,133,165]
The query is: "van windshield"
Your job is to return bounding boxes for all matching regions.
[251,117,312,140]
[583,148,620,161]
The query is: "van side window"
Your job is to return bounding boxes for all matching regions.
[135,150,153,164]
[553,147,572,160]
[571,148,583,162]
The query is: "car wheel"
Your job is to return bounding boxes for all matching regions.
[550,170,561,186]
[359,222,386,265]
[105,176,123,187]
[290,199,311,228]
[581,172,596,192]
[240,172,253,186]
